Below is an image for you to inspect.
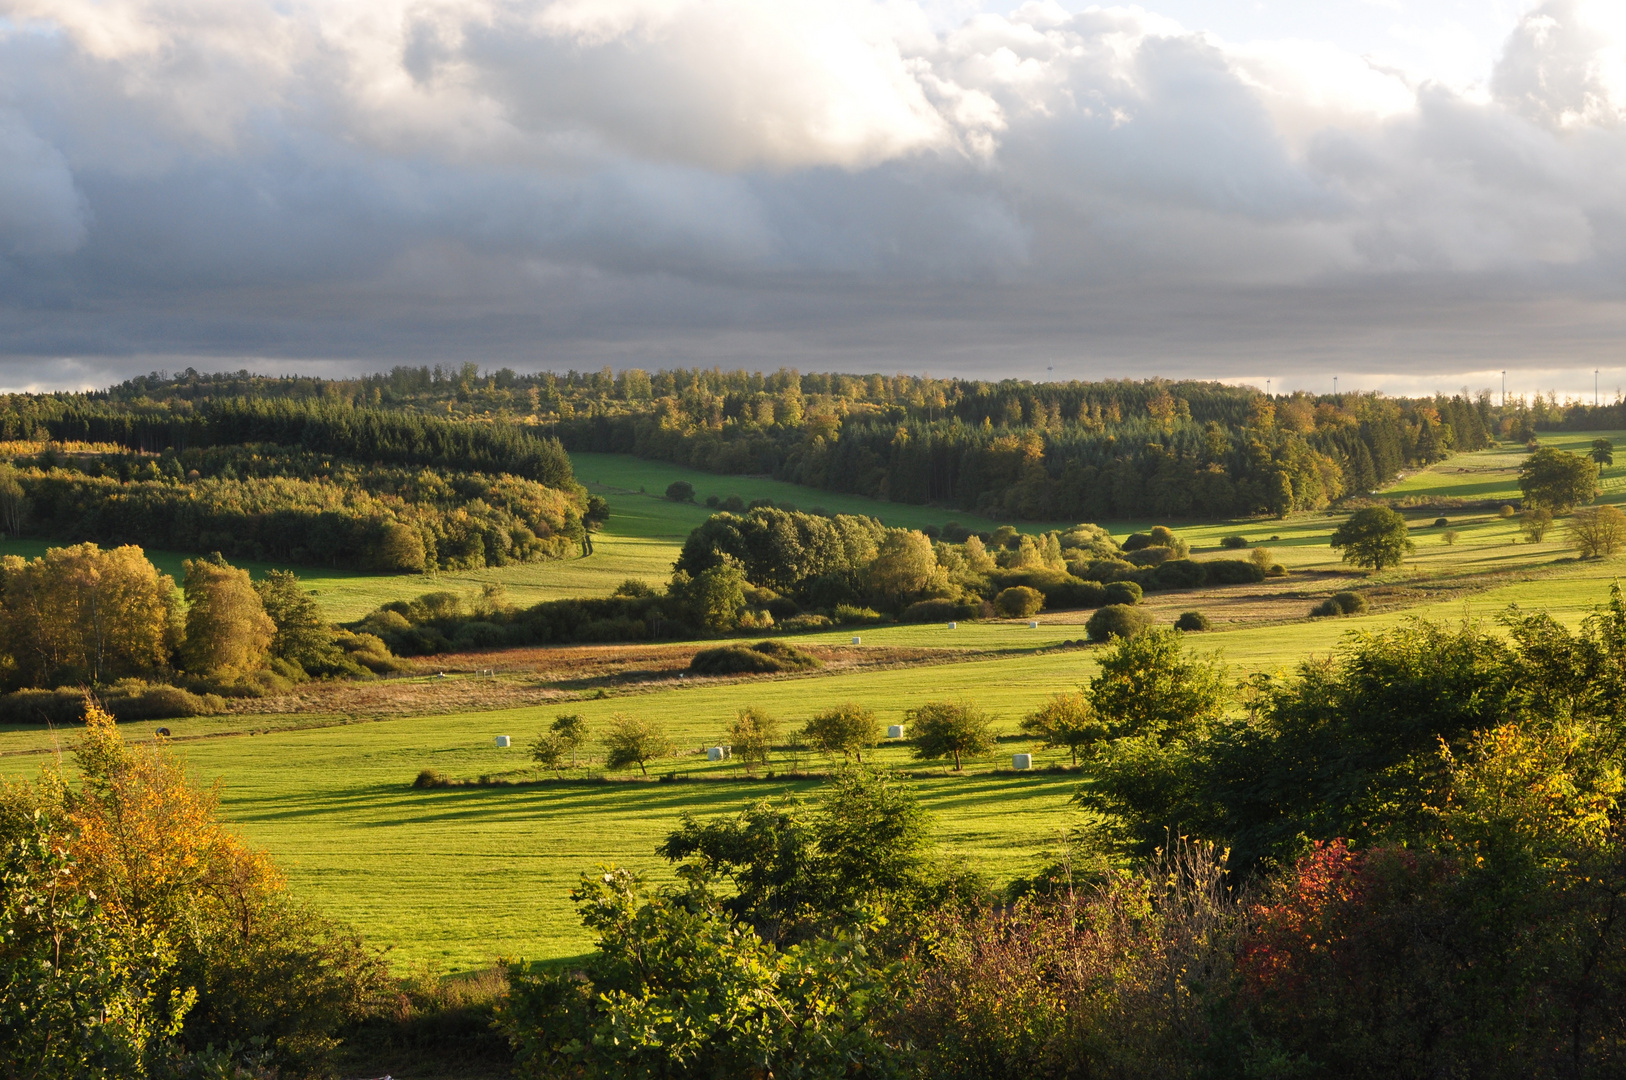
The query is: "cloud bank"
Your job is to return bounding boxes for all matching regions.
[2,0,1626,394]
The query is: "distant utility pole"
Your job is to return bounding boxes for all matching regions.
[1266,378,1271,396]
[1597,369,1600,407]
[1502,370,1507,407]
[1333,376,1338,396]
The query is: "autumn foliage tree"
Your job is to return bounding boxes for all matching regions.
[0,543,179,688]
[0,704,385,1076]
[179,557,275,676]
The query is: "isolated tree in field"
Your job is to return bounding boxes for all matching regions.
[0,543,178,687]
[551,713,588,767]
[802,703,880,763]
[602,714,672,776]
[1524,507,1554,543]
[1088,627,1227,745]
[908,701,995,770]
[1020,691,1104,765]
[181,557,276,675]
[1330,506,1412,570]
[665,480,695,503]
[1519,446,1598,511]
[728,707,781,773]
[1569,504,1626,558]
[1593,438,1615,466]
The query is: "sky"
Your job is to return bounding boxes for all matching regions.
[3,0,1626,399]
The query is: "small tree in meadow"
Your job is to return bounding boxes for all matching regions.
[1020,691,1103,765]
[551,713,589,767]
[530,731,568,774]
[1592,438,1615,466]
[802,703,880,763]
[1330,507,1412,571]
[909,701,995,771]
[1569,504,1626,558]
[1524,507,1554,543]
[602,714,673,777]
[729,707,782,774]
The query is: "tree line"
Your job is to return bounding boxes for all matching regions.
[0,543,399,721]
[0,449,584,571]
[542,378,1492,520]
[354,508,1270,654]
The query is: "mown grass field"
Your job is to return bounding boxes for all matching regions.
[5,434,1626,972]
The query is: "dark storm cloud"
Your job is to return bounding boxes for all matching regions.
[0,0,1624,393]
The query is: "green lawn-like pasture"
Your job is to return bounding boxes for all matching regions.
[9,435,1626,972]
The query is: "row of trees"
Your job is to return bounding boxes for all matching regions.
[501,590,1626,1077]
[527,700,1002,777]
[359,511,1267,654]
[0,543,392,694]
[1,457,584,571]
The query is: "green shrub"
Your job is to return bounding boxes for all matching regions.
[1220,535,1248,549]
[452,621,510,650]
[1203,560,1267,585]
[1085,605,1152,642]
[1043,578,1110,609]
[1150,559,1206,590]
[782,613,833,631]
[1103,581,1143,606]
[0,687,88,725]
[1499,504,1517,518]
[995,586,1044,618]
[1311,591,1368,617]
[413,768,449,788]
[900,598,976,623]
[689,641,822,676]
[1125,546,1176,567]
[1433,516,1449,527]
[832,604,885,625]
[1175,611,1211,631]
[102,680,227,721]
[664,480,695,502]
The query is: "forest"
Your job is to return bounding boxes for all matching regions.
[0,396,590,571]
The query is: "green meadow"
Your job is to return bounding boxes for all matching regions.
[5,434,1626,971]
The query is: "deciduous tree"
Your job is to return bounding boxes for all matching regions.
[180,558,276,676]
[602,714,672,776]
[1021,691,1103,765]
[908,701,995,770]
[802,703,880,763]
[1330,506,1412,570]
[1569,504,1626,558]
[1519,446,1598,511]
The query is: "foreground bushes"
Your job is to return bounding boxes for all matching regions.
[0,705,388,1077]
[494,593,1626,1078]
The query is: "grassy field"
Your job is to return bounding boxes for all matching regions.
[6,434,1626,972]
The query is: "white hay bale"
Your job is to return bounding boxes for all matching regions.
[494,735,511,748]
[887,725,904,739]
[947,621,957,629]
[707,746,725,761]
[1011,753,1033,770]
[851,635,862,645]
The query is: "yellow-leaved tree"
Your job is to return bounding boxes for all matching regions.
[1,702,386,1077]
[179,557,275,675]
[0,542,179,687]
